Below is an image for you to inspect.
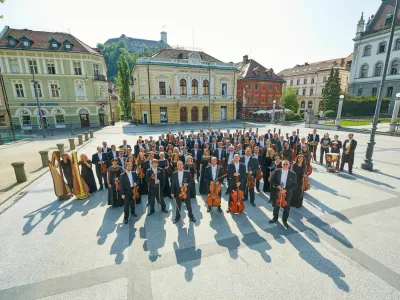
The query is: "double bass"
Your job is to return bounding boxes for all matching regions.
[229,175,245,214]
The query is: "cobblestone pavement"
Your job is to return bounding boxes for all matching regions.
[1,122,400,300]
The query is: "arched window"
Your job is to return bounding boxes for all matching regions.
[360,64,368,78]
[203,80,209,95]
[374,63,382,77]
[357,88,363,96]
[180,79,187,95]
[308,101,313,108]
[192,79,198,95]
[302,89,306,96]
[301,101,305,108]
[390,60,398,75]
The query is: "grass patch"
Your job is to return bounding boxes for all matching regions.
[326,118,400,126]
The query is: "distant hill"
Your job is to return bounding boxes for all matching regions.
[104,32,170,54]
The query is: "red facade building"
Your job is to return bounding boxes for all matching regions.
[236,55,285,116]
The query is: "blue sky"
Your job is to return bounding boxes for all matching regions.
[0,0,381,72]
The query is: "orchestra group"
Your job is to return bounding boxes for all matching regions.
[52,127,357,229]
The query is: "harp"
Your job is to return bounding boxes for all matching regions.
[71,151,90,200]
[49,151,72,200]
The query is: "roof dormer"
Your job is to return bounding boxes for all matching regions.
[19,35,33,49]
[48,37,60,50]
[63,39,74,51]
[6,34,19,48]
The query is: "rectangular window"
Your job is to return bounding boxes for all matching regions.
[364,46,371,56]
[29,60,38,74]
[159,81,166,96]
[310,88,314,96]
[276,85,279,91]
[247,83,251,90]
[386,86,393,97]
[76,82,85,98]
[302,89,306,96]
[269,85,272,91]
[263,84,266,90]
[15,83,25,98]
[9,59,20,73]
[371,87,377,97]
[311,78,315,84]
[357,88,363,96]
[47,62,56,74]
[268,95,272,105]
[378,42,386,53]
[22,115,31,125]
[0,114,6,126]
[395,39,400,51]
[254,96,257,104]
[290,80,293,86]
[50,83,60,98]
[246,97,250,104]
[160,107,168,123]
[93,64,100,75]
[296,89,299,95]
[322,88,325,94]
[304,78,307,84]
[255,84,258,91]
[323,77,327,83]
[261,96,265,103]
[297,79,300,85]
[221,83,227,97]
[33,82,43,98]
[74,62,82,75]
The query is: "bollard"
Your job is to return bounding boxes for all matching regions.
[84,132,89,141]
[278,129,281,136]
[11,162,27,183]
[56,143,65,156]
[68,138,75,150]
[297,128,299,135]
[78,134,83,145]
[89,129,94,138]
[39,150,49,167]
[71,128,75,135]
[50,128,54,136]
[273,127,276,133]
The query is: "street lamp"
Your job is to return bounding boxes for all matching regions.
[272,100,276,123]
[389,92,400,132]
[335,95,345,127]
[31,72,46,138]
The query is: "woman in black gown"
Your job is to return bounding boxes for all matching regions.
[79,154,97,194]
[107,158,124,207]
[280,142,293,163]
[269,154,282,206]
[60,153,73,192]
[184,155,196,199]
[291,155,306,208]
[262,148,275,193]
[199,149,211,195]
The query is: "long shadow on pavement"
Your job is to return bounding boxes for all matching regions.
[338,172,395,189]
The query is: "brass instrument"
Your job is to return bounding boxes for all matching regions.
[71,151,90,200]
[49,151,72,200]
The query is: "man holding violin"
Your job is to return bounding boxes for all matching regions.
[205,157,224,213]
[241,147,258,207]
[146,159,168,216]
[269,159,297,229]
[120,162,139,224]
[227,154,246,213]
[171,161,196,223]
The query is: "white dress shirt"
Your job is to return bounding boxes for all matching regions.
[152,168,158,181]
[244,156,250,172]
[97,153,102,161]
[259,140,264,147]
[234,163,240,173]
[212,165,217,180]
[228,152,234,164]
[217,149,222,160]
[178,171,184,187]
[102,147,108,153]
[119,157,125,169]
[126,171,133,187]
[280,170,288,188]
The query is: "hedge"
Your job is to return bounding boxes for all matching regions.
[324,110,336,117]
[342,95,390,117]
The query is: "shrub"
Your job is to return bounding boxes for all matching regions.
[342,95,390,116]
[324,110,336,117]
[291,114,302,121]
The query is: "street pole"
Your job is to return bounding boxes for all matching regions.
[361,0,399,171]
[389,93,400,132]
[272,100,276,123]
[147,63,152,125]
[335,95,345,127]
[31,72,46,138]
[208,63,211,128]
[0,69,16,141]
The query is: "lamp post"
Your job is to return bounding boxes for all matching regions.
[31,72,46,138]
[389,92,400,132]
[208,63,211,128]
[361,0,399,171]
[272,100,276,123]
[335,95,345,127]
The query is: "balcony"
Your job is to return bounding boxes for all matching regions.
[93,74,107,81]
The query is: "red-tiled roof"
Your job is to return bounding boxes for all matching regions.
[0,26,99,55]
[236,59,284,82]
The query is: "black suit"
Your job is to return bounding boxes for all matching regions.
[190,148,202,177]
[340,139,357,173]
[107,151,119,166]
[265,133,273,140]
[134,143,145,156]
[308,134,320,160]
[271,169,297,221]
[120,171,139,220]
[240,156,259,203]
[227,162,246,204]
[205,165,224,208]
[146,168,166,211]
[171,170,194,219]
[101,147,111,154]
[91,152,108,189]
[116,156,126,169]
[289,136,299,149]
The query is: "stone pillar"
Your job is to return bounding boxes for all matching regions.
[39,150,49,167]
[68,138,75,150]
[56,143,65,156]
[89,129,94,138]
[71,128,75,135]
[84,132,89,141]
[78,134,83,145]
[50,128,54,136]
[389,97,400,132]
[11,162,27,183]
[335,97,345,127]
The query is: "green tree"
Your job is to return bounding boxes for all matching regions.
[117,54,131,120]
[144,46,153,57]
[0,0,5,19]
[281,87,299,113]
[321,68,342,112]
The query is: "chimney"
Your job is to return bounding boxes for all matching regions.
[243,55,248,63]
[160,31,167,44]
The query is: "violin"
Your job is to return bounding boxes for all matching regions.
[276,188,287,207]
[137,166,145,179]
[307,165,313,176]
[178,185,187,200]
[292,143,297,161]
[302,174,310,191]
[247,169,255,189]
[256,168,263,181]
[229,175,245,214]
[101,163,108,174]
[115,179,120,191]
[132,185,140,200]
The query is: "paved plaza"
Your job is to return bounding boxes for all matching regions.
[1,122,400,300]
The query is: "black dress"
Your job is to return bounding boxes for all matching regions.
[107,166,123,207]
[185,163,196,198]
[263,156,274,192]
[291,164,305,208]
[79,160,97,193]
[199,156,211,195]
[60,159,73,190]
[158,160,170,198]
[269,161,282,206]
[280,149,293,163]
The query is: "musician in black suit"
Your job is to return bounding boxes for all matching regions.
[205,157,224,213]
[134,138,146,156]
[107,145,119,166]
[340,133,357,174]
[264,129,273,141]
[116,150,126,170]
[269,159,297,228]
[119,139,131,154]
[253,146,263,192]
[101,141,111,154]
[171,161,196,223]
[240,148,259,207]
[226,154,246,213]
[213,142,226,178]
[308,129,320,161]
[120,162,139,224]
[277,136,286,153]
[146,159,168,216]
[156,136,166,148]
[289,131,299,150]
[190,143,202,177]
[92,146,109,190]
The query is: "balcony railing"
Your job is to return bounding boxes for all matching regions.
[93,74,107,81]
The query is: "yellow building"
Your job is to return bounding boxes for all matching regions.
[131,49,237,124]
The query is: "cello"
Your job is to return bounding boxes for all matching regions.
[206,174,226,208]
[229,175,245,214]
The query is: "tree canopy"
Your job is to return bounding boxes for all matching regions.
[320,68,342,112]
[117,54,132,120]
[281,87,299,113]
